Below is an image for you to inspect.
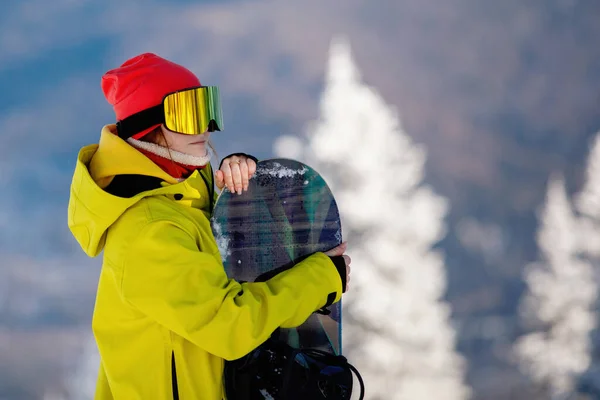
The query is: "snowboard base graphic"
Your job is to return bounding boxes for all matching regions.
[211,158,342,355]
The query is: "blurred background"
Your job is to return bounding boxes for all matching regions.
[2,0,600,399]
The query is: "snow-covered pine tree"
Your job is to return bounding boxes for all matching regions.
[66,333,99,399]
[575,133,600,258]
[576,134,600,221]
[572,132,600,397]
[274,37,470,400]
[514,175,597,398]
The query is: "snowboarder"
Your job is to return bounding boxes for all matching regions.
[67,52,351,399]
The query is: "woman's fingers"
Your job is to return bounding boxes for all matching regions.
[218,156,256,194]
[222,162,235,193]
[215,170,225,190]
[239,160,250,192]
[229,162,243,194]
[247,158,257,177]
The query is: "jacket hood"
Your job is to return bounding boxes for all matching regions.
[68,124,211,257]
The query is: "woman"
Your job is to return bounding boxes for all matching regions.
[68,53,351,399]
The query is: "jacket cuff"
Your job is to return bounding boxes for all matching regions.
[218,153,259,169]
[328,256,347,293]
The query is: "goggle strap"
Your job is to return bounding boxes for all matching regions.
[207,120,221,132]
[116,104,165,139]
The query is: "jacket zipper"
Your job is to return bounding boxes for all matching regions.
[172,167,213,400]
[172,351,179,400]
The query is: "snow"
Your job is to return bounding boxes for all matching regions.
[212,220,232,260]
[257,162,308,179]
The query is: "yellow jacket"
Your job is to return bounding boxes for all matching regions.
[68,125,343,400]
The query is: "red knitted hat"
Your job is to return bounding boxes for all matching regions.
[101,53,201,139]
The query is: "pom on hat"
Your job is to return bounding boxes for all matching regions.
[101,53,201,139]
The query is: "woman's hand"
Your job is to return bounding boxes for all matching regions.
[324,242,351,291]
[216,154,257,194]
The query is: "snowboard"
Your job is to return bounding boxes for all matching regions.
[211,158,343,356]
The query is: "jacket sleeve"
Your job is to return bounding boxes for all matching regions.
[120,219,343,361]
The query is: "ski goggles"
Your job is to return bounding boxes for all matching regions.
[116,86,223,139]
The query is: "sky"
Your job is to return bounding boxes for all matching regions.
[2,0,600,398]
[2,0,595,254]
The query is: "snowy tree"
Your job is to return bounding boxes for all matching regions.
[573,132,600,397]
[43,332,98,400]
[66,333,99,399]
[575,133,600,258]
[576,134,600,221]
[514,175,597,398]
[274,37,470,400]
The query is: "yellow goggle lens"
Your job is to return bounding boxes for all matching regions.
[163,86,223,135]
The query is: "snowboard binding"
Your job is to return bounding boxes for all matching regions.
[224,334,364,400]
